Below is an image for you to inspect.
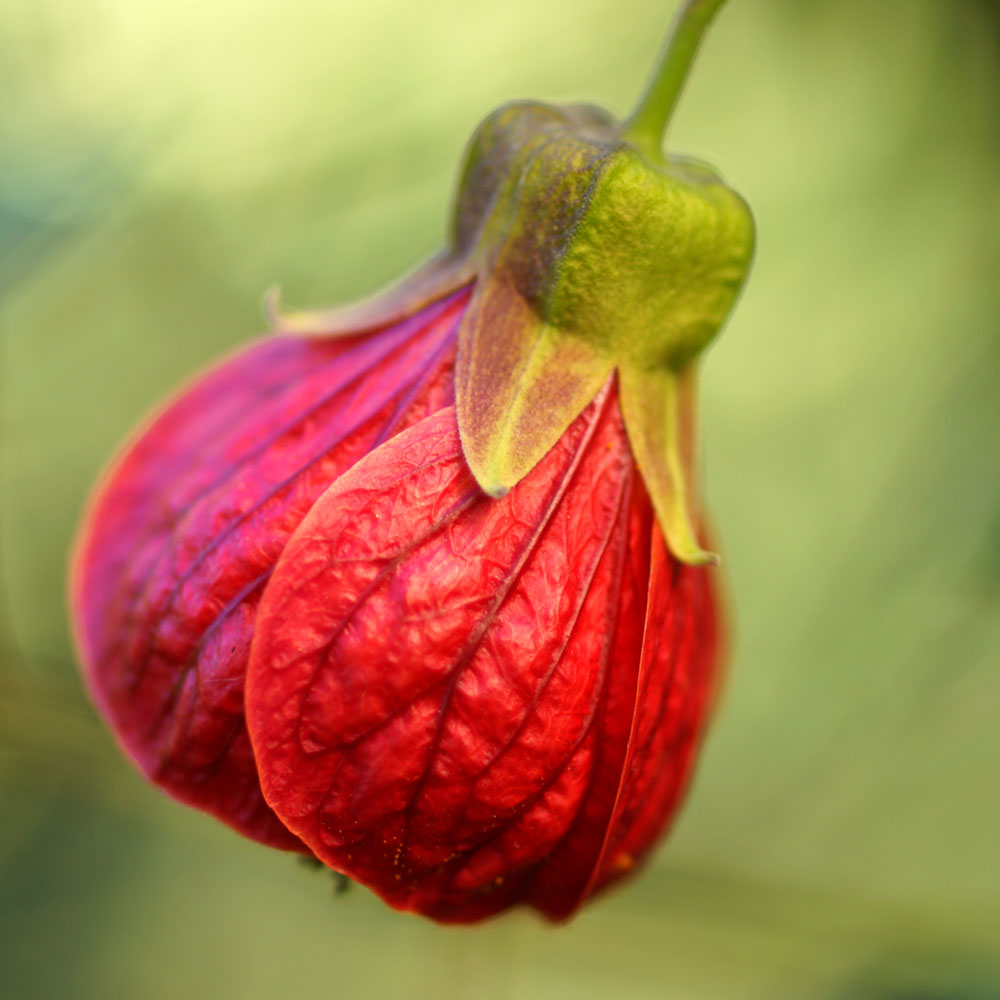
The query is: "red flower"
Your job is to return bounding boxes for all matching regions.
[72,281,720,921]
[72,83,753,922]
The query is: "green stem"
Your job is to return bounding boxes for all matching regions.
[623,0,730,160]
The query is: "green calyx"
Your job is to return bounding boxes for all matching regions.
[452,102,754,565]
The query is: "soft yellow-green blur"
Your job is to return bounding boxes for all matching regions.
[2,1,998,997]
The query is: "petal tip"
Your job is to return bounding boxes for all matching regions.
[262,285,282,328]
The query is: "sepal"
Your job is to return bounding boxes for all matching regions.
[619,363,714,565]
[266,252,475,336]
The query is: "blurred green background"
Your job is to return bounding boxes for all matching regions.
[2,0,999,997]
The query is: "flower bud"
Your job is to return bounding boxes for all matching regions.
[72,14,752,922]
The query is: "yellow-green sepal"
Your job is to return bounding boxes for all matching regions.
[456,272,614,496]
[265,251,476,337]
[454,109,619,495]
[619,362,714,565]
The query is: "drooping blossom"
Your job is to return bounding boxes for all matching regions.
[72,3,754,923]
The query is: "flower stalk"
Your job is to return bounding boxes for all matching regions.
[624,0,731,160]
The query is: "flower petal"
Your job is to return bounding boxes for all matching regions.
[71,290,468,848]
[246,384,715,920]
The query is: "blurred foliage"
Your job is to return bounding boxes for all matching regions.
[2,0,999,997]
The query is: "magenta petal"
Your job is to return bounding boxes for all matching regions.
[71,290,470,848]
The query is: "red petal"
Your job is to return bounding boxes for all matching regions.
[247,384,719,920]
[583,525,720,901]
[71,290,469,848]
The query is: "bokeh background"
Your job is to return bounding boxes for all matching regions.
[2,0,999,997]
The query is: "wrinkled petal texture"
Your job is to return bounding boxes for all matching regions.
[72,290,470,849]
[246,383,719,922]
